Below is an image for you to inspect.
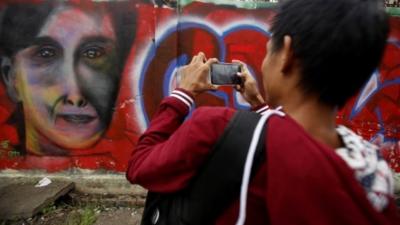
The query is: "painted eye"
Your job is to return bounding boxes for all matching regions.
[82,47,105,59]
[37,47,56,58]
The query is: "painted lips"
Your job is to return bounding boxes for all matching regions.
[57,114,96,124]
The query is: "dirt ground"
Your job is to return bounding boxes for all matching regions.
[0,192,144,225]
[2,191,399,225]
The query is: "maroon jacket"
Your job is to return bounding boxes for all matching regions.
[127,90,399,225]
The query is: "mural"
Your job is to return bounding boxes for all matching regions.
[0,0,139,171]
[0,0,399,173]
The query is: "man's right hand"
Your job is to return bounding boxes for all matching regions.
[233,60,265,108]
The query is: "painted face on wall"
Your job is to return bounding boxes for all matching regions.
[8,6,119,155]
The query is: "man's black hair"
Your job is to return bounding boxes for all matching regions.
[270,0,389,107]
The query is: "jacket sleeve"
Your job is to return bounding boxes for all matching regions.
[126,89,235,193]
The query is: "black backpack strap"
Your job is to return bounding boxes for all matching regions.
[181,110,266,224]
[141,110,267,225]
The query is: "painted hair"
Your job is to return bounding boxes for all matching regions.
[0,0,136,72]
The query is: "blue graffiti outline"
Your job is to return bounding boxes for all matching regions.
[350,73,400,119]
[350,70,380,119]
[374,107,386,136]
[163,55,189,97]
[349,40,400,143]
[138,21,226,126]
[138,44,156,125]
[138,21,272,127]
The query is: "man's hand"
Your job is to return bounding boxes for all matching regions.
[178,52,218,96]
[233,60,265,108]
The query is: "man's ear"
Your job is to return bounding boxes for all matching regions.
[1,56,20,102]
[280,35,295,74]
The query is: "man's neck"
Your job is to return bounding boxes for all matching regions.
[281,95,342,149]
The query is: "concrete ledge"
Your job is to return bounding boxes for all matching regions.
[0,181,75,220]
[1,169,399,198]
[0,169,147,196]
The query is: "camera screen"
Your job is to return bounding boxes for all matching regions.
[210,63,242,85]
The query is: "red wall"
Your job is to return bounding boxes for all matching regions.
[0,1,398,173]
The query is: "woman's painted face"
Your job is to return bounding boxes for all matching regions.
[11,6,119,154]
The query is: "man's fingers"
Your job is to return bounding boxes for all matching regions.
[232,59,244,65]
[237,72,249,82]
[201,52,207,63]
[234,85,241,92]
[232,59,249,73]
[190,54,198,63]
[193,52,206,63]
[205,58,219,67]
[232,59,245,68]
[190,52,205,64]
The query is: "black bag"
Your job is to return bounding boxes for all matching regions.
[141,110,267,225]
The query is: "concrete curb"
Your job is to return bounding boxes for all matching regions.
[1,169,399,197]
[0,169,147,196]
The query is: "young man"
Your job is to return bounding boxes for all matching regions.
[127,0,399,224]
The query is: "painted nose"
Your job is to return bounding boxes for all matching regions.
[62,68,88,107]
[63,94,88,107]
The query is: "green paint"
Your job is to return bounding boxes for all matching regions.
[179,0,276,9]
[178,1,400,16]
[387,7,400,17]
[8,149,20,158]
[0,140,10,149]
[0,140,10,159]
[0,139,20,159]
